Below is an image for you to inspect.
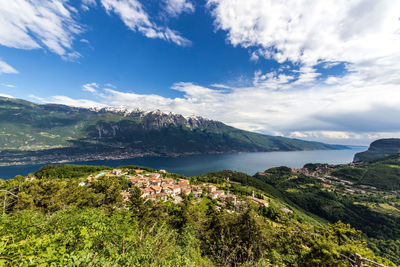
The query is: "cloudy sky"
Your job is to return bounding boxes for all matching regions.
[1,0,400,145]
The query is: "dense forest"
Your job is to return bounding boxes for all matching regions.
[0,165,395,266]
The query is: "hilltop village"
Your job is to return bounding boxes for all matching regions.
[82,168,269,208]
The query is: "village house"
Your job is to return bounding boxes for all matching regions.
[151,186,162,194]
[112,169,123,176]
[149,173,161,179]
[209,190,225,199]
[207,185,217,193]
[162,185,173,194]
[136,178,149,187]
[179,179,190,186]
[169,185,181,196]
[182,187,192,195]
[141,188,154,197]
[150,179,162,186]
[120,191,130,202]
[191,186,203,197]
[162,178,175,185]
[129,177,141,184]
[173,195,183,204]
[247,196,269,207]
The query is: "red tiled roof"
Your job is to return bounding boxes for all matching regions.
[169,185,180,189]
[142,188,154,193]
[247,196,268,205]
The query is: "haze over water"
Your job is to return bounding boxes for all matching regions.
[0,147,366,179]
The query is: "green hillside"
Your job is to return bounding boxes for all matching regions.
[0,165,394,266]
[332,154,400,190]
[255,157,400,264]
[0,96,346,166]
[354,138,400,162]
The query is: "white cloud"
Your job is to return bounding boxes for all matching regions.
[207,0,400,89]
[34,68,399,145]
[28,94,45,102]
[0,0,82,59]
[162,0,194,17]
[1,83,16,88]
[101,0,191,46]
[48,95,106,108]
[105,83,116,88]
[81,0,97,11]
[82,82,99,93]
[207,0,400,67]
[185,0,400,144]
[289,131,400,146]
[0,0,192,62]
[29,92,106,108]
[0,93,14,98]
[210,83,230,89]
[80,38,90,43]
[0,59,18,74]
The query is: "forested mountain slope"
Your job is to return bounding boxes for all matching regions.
[0,96,346,165]
[354,138,400,162]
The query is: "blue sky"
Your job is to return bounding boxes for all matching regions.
[1,0,400,145]
[0,0,259,99]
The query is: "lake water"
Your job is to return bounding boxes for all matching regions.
[0,147,367,179]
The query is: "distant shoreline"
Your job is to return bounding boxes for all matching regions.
[0,147,365,180]
[0,146,354,167]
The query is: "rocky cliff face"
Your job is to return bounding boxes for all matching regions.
[90,107,218,131]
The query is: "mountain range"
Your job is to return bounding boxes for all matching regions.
[0,96,346,165]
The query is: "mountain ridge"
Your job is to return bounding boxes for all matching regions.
[0,96,347,166]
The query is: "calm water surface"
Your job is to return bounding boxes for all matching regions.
[0,147,367,179]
